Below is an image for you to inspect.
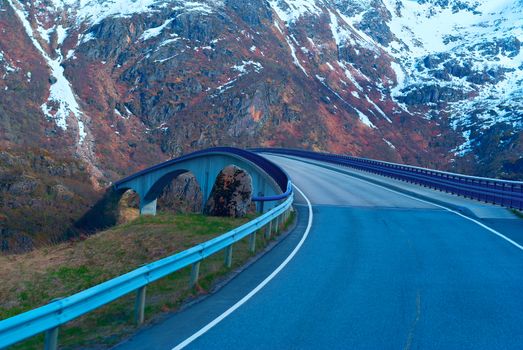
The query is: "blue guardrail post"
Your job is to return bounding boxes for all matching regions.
[44,327,59,350]
[225,245,233,268]
[189,261,201,288]
[135,286,146,325]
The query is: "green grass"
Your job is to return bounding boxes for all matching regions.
[2,209,295,349]
[510,209,523,219]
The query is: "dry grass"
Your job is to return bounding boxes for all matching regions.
[1,209,295,349]
[117,206,140,225]
[0,211,249,317]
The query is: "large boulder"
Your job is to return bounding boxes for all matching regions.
[204,166,253,217]
[157,172,203,213]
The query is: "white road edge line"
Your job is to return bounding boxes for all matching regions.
[298,157,523,252]
[372,183,523,251]
[172,184,314,350]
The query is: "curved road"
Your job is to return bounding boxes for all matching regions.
[115,155,523,350]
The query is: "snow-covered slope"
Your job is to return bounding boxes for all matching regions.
[267,0,522,164]
[40,0,220,25]
[4,0,221,138]
[379,0,523,156]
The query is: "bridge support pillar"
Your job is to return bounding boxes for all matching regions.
[194,161,218,213]
[140,198,157,216]
[201,170,210,212]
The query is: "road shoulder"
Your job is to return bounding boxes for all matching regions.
[112,205,310,350]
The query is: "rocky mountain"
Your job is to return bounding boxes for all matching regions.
[0,0,522,249]
[380,0,523,175]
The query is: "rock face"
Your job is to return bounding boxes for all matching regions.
[1,0,521,177]
[0,226,33,254]
[0,149,98,253]
[157,173,203,213]
[204,166,253,218]
[0,0,522,249]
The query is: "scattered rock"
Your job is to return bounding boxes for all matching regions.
[0,228,34,253]
[204,166,253,217]
[157,172,203,213]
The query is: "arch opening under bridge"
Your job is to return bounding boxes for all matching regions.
[113,150,284,216]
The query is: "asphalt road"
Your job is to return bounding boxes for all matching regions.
[274,155,519,220]
[115,155,523,350]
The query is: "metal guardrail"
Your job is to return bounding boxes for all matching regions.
[0,149,294,350]
[252,148,523,210]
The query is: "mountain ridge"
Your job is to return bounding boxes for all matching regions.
[0,0,521,179]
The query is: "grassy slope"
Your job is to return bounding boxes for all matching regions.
[1,210,294,349]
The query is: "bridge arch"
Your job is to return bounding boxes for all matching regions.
[113,151,282,216]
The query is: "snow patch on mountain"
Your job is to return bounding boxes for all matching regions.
[366,95,392,123]
[56,25,68,45]
[285,35,309,76]
[382,138,396,149]
[355,108,376,128]
[328,10,351,47]
[8,0,86,143]
[0,50,18,78]
[269,0,322,23]
[232,61,263,73]
[46,0,219,25]
[383,0,519,56]
[140,18,173,40]
[48,0,159,24]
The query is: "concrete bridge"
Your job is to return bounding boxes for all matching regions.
[113,147,291,215]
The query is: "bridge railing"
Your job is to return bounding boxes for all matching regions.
[0,149,294,350]
[253,148,523,210]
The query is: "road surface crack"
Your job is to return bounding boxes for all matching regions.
[404,290,421,350]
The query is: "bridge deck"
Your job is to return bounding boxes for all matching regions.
[274,155,519,220]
